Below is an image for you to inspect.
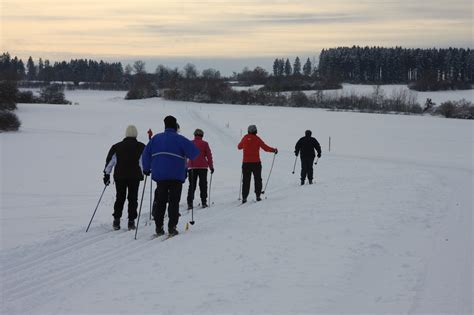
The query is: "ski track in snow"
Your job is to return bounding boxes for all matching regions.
[1,89,472,314]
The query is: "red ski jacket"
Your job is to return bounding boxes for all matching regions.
[187,136,214,169]
[237,134,276,163]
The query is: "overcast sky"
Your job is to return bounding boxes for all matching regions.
[1,0,472,74]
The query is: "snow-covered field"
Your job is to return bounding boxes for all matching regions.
[1,90,472,314]
[234,83,473,106]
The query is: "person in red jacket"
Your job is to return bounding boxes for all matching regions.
[237,124,277,203]
[187,128,214,209]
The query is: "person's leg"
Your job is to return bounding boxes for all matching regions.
[126,179,139,221]
[198,169,208,206]
[307,157,315,183]
[153,181,169,233]
[241,163,252,202]
[167,181,183,232]
[186,169,198,208]
[300,156,307,184]
[253,163,263,198]
[113,180,127,220]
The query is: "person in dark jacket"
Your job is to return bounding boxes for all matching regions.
[237,124,277,203]
[295,130,321,185]
[142,116,199,236]
[104,125,145,230]
[187,128,214,210]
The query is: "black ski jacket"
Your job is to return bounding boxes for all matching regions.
[104,137,145,180]
[295,136,321,158]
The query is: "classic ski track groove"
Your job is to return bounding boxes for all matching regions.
[1,228,117,273]
[2,197,268,311]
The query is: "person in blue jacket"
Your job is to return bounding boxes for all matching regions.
[142,115,199,236]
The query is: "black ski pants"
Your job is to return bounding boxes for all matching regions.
[187,169,208,206]
[300,156,315,182]
[242,162,262,200]
[153,180,183,231]
[113,179,140,220]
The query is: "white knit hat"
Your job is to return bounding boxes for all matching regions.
[125,125,138,138]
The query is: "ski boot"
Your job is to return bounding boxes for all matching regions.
[113,219,120,230]
[128,220,136,230]
[155,225,165,236]
[168,227,179,236]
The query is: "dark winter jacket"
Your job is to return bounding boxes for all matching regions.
[104,137,146,181]
[142,128,199,183]
[295,136,321,158]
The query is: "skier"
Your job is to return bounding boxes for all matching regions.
[294,130,321,185]
[142,116,199,236]
[187,128,214,210]
[237,124,277,203]
[103,125,145,230]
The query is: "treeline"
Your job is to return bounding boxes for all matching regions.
[319,46,474,89]
[1,52,125,88]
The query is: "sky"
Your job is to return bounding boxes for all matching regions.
[1,0,472,74]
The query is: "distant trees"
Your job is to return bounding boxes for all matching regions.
[126,60,158,99]
[39,84,71,104]
[0,57,21,131]
[318,46,474,89]
[1,52,125,88]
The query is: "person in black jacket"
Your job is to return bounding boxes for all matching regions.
[103,125,145,230]
[295,130,321,185]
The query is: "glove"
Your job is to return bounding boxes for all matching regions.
[143,170,151,176]
[274,148,278,154]
[210,168,215,174]
[317,153,321,158]
[103,173,110,186]
[294,151,298,157]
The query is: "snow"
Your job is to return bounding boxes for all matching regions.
[1,89,472,314]
[234,83,473,106]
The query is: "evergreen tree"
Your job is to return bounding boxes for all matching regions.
[284,58,292,76]
[38,58,44,81]
[303,58,312,76]
[26,56,36,80]
[273,59,281,77]
[293,57,301,76]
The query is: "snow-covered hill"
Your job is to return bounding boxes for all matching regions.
[1,90,472,314]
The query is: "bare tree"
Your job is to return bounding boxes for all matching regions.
[133,60,146,74]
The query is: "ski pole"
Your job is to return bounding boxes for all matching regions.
[86,184,108,232]
[208,172,213,207]
[261,152,277,194]
[147,128,153,224]
[238,172,243,200]
[147,179,152,225]
[292,155,297,174]
[190,205,195,225]
[134,175,148,240]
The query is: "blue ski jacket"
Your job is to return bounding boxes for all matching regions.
[142,128,199,182]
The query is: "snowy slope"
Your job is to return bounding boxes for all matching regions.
[1,90,472,314]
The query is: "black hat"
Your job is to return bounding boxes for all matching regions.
[164,115,178,130]
[305,130,312,136]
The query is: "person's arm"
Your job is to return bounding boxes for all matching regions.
[313,138,322,158]
[237,137,244,150]
[205,142,214,170]
[141,140,153,175]
[104,145,116,174]
[295,138,302,156]
[259,137,277,153]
